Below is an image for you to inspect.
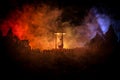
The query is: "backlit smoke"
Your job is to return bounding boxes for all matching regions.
[63,8,111,48]
[1,4,62,50]
[0,4,111,50]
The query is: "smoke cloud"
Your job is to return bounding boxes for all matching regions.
[0,4,111,50]
[63,7,111,48]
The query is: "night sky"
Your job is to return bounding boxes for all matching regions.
[0,0,120,29]
[0,1,119,26]
[0,0,120,19]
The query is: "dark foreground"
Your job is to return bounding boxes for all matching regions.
[0,47,120,80]
[0,28,120,80]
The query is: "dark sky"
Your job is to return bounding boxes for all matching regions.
[0,0,120,20]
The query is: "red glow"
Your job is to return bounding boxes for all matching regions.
[1,5,62,50]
